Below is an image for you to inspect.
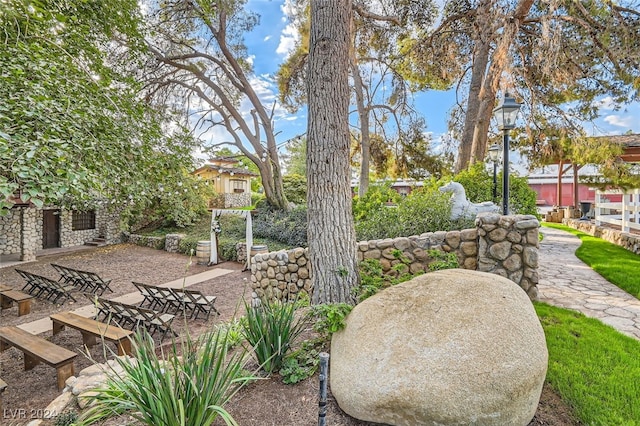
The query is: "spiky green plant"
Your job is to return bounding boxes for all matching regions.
[241,300,307,374]
[77,328,253,426]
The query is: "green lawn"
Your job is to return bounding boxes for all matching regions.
[536,302,640,425]
[542,222,640,299]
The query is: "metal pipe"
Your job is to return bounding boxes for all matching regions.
[318,352,330,426]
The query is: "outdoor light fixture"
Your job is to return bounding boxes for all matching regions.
[492,92,521,215]
[487,143,501,204]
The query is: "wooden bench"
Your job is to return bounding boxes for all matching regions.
[0,290,34,316]
[0,326,76,390]
[51,312,133,356]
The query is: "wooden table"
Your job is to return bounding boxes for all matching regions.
[50,312,133,356]
[0,290,34,316]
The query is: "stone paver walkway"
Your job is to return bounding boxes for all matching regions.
[538,226,640,340]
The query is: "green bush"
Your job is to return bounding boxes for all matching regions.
[253,205,308,247]
[310,303,353,339]
[241,300,307,374]
[354,186,474,241]
[453,162,538,216]
[352,183,400,222]
[283,174,307,205]
[78,329,253,426]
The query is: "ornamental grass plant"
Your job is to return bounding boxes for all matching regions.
[77,328,254,426]
[241,300,308,374]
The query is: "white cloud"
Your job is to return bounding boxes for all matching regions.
[604,114,633,128]
[276,23,298,56]
[246,55,255,65]
[595,96,616,111]
[263,35,272,42]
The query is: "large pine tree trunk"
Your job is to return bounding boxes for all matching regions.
[455,1,492,173]
[307,0,359,305]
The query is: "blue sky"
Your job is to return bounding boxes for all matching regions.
[233,0,640,161]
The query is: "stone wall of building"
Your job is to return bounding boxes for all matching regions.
[251,213,540,304]
[224,193,251,208]
[476,213,540,300]
[564,218,640,255]
[0,209,22,255]
[21,207,37,261]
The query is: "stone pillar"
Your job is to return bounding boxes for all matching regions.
[476,213,540,300]
[103,207,123,244]
[20,207,38,261]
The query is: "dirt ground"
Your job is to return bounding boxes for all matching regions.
[0,244,579,426]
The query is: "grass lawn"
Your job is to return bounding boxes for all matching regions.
[542,222,640,299]
[536,302,640,425]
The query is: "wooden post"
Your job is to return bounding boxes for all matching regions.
[557,160,563,207]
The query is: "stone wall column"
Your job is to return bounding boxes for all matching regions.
[476,213,540,300]
[20,207,38,261]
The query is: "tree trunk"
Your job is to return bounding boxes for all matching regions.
[307,0,359,305]
[455,0,492,173]
[470,73,497,165]
[352,63,371,198]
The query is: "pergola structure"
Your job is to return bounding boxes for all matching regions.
[549,134,640,208]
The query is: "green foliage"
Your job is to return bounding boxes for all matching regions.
[354,184,474,241]
[453,162,538,216]
[0,0,198,214]
[536,302,640,425]
[54,411,78,426]
[310,303,354,339]
[280,340,321,385]
[77,329,253,426]
[282,174,307,205]
[241,300,307,374]
[427,249,459,271]
[253,205,308,247]
[352,183,400,222]
[284,137,307,176]
[543,223,640,298]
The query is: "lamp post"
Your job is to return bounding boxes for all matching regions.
[492,92,521,215]
[487,143,500,204]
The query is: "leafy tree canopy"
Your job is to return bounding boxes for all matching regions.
[0,0,198,217]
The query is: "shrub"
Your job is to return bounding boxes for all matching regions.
[453,162,538,216]
[283,174,307,205]
[77,329,253,426]
[253,205,308,247]
[352,183,400,221]
[354,186,474,241]
[241,300,307,374]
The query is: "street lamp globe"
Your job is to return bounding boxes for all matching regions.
[487,143,501,162]
[492,93,521,130]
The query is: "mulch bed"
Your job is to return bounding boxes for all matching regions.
[0,244,578,425]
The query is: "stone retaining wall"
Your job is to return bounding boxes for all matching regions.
[564,218,640,255]
[125,233,166,250]
[251,213,540,304]
[165,234,184,253]
[476,214,540,300]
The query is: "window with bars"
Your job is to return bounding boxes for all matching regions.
[72,210,96,231]
[231,179,246,193]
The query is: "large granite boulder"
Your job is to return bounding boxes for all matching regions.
[330,269,547,426]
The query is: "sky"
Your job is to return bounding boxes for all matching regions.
[208,0,640,167]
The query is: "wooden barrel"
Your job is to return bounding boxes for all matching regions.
[196,241,211,265]
[250,245,268,258]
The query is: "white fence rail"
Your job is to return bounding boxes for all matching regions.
[595,188,640,232]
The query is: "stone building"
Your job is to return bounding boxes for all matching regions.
[0,203,121,262]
